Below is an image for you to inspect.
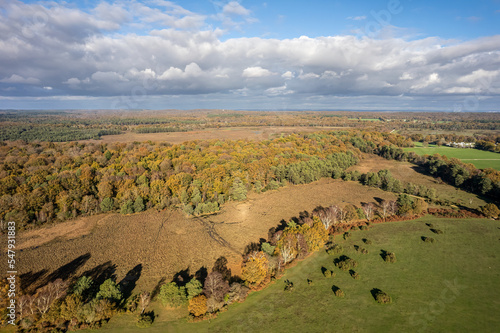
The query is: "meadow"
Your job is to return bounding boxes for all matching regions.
[404,144,500,170]
[91,216,500,332]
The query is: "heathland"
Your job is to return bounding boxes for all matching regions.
[0,110,498,332]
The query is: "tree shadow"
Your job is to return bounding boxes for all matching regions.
[119,264,142,301]
[151,277,166,300]
[370,288,383,301]
[45,253,91,283]
[373,197,384,205]
[212,256,231,282]
[195,267,208,286]
[81,261,117,288]
[243,242,260,256]
[20,269,48,293]
[172,268,191,287]
[379,250,388,260]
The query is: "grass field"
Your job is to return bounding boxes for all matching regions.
[404,144,500,170]
[94,216,500,333]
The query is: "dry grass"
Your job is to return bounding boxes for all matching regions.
[16,179,394,293]
[88,126,344,144]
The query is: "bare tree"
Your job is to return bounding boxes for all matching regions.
[379,200,390,221]
[280,241,296,265]
[138,291,151,314]
[17,295,30,319]
[362,203,374,222]
[389,200,398,216]
[203,272,229,302]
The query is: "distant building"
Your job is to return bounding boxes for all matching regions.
[446,142,475,148]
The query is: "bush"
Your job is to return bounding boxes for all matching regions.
[284,280,294,292]
[422,236,435,243]
[359,225,369,231]
[382,251,396,263]
[335,256,358,271]
[362,238,372,245]
[326,244,343,255]
[430,228,443,234]
[332,286,344,297]
[343,232,351,240]
[372,289,392,304]
[136,312,154,328]
[322,267,335,278]
[349,270,360,280]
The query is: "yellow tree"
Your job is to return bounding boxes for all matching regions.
[241,251,268,287]
[188,295,207,317]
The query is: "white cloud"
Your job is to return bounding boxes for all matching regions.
[282,71,294,79]
[0,74,40,84]
[347,16,366,21]
[223,1,251,16]
[242,66,275,78]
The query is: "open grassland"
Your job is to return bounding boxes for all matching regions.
[96,217,500,333]
[84,126,345,144]
[15,179,396,294]
[351,154,487,209]
[404,144,500,170]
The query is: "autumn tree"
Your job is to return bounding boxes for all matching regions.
[188,295,207,317]
[241,251,269,287]
[481,203,500,218]
[203,272,229,302]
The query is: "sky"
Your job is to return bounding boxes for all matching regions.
[0,0,499,111]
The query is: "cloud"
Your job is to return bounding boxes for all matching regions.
[0,74,40,84]
[223,1,251,16]
[242,67,275,78]
[347,16,366,21]
[0,1,499,111]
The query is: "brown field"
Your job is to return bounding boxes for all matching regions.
[90,126,344,144]
[15,179,395,294]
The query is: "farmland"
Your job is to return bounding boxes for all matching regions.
[404,144,500,170]
[91,217,500,333]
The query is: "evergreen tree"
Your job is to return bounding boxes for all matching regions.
[100,197,114,212]
[230,177,247,201]
[134,196,145,213]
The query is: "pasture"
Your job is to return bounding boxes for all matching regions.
[94,216,500,332]
[404,144,500,170]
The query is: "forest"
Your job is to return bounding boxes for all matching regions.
[0,110,499,332]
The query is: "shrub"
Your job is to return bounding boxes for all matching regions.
[359,225,369,231]
[362,238,372,245]
[332,286,344,297]
[136,312,154,328]
[372,289,392,304]
[343,232,351,240]
[430,228,443,234]
[349,270,360,280]
[307,279,313,286]
[481,203,500,218]
[284,280,294,292]
[382,251,396,263]
[335,256,358,271]
[322,267,335,278]
[326,244,343,255]
[422,236,435,243]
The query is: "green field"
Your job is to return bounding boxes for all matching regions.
[405,144,500,170]
[95,217,500,333]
